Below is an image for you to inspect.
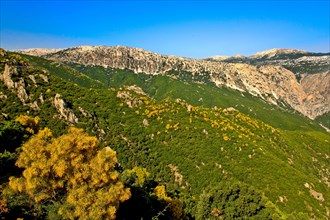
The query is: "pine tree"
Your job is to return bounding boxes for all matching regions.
[8,127,130,219]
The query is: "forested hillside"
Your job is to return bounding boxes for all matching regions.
[1,49,329,219]
[21,46,330,121]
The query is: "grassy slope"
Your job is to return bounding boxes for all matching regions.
[2,53,329,218]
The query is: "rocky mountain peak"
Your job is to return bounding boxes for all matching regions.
[251,48,308,59]
[233,54,246,58]
[14,48,63,56]
[65,45,156,55]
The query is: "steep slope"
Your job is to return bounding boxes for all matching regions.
[300,72,330,118]
[17,53,325,132]
[27,45,328,120]
[1,49,330,219]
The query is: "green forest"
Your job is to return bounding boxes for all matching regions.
[1,49,329,219]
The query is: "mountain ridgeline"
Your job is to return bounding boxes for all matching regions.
[1,47,330,219]
[20,46,330,122]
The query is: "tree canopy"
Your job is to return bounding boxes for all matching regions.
[7,127,131,219]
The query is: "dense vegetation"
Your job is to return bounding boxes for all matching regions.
[20,54,326,132]
[1,49,329,219]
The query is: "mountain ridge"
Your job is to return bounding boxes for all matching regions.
[14,48,63,56]
[15,46,330,120]
[250,48,308,59]
[1,48,330,219]
[16,46,326,59]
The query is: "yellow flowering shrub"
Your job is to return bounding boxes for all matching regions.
[15,115,40,134]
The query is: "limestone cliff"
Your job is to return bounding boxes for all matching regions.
[0,49,78,123]
[53,94,79,123]
[0,64,38,109]
[301,72,330,119]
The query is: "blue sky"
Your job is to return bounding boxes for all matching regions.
[1,0,329,58]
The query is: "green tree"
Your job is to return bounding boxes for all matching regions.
[7,127,131,219]
[0,119,28,182]
[195,182,274,220]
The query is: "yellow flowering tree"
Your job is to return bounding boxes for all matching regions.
[15,115,39,134]
[8,127,130,219]
[121,166,150,187]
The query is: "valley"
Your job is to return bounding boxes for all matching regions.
[0,47,329,219]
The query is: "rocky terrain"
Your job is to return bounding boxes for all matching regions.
[17,46,329,120]
[209,48,330,78]
[0,49,78,124]
[0,62,46,112]
[2,48,330,219]
[209,48,330,120]
[14,48,63,56]
[250,48,309,59]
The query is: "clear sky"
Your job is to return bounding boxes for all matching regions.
[1,0,329,58]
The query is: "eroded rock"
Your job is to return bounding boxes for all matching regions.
[53,94,78,123]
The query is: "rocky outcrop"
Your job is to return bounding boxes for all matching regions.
[1,64,15,89]
[1,49,82,124]
[53,94,79,123]
[37,46,329,119]
[116,86,144,108]
[15,78,29,103]
[250,48,308,59]
[0,61,52,110]
[39,73,49,83]
[1,64,29,104]
[78,106,92,118]
[0,92,7,100]
[300,72,330,119]
[208,48,330,119]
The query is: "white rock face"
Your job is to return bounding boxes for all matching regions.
[14,48,63,56]
[0,60,51,111]
[15,78,29,103]
[53,94,79,123]
[0,64,15,89]
[300,72,330,119]
[296,55,330,62]
[251,48,308,59]
[1,64,29,104]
